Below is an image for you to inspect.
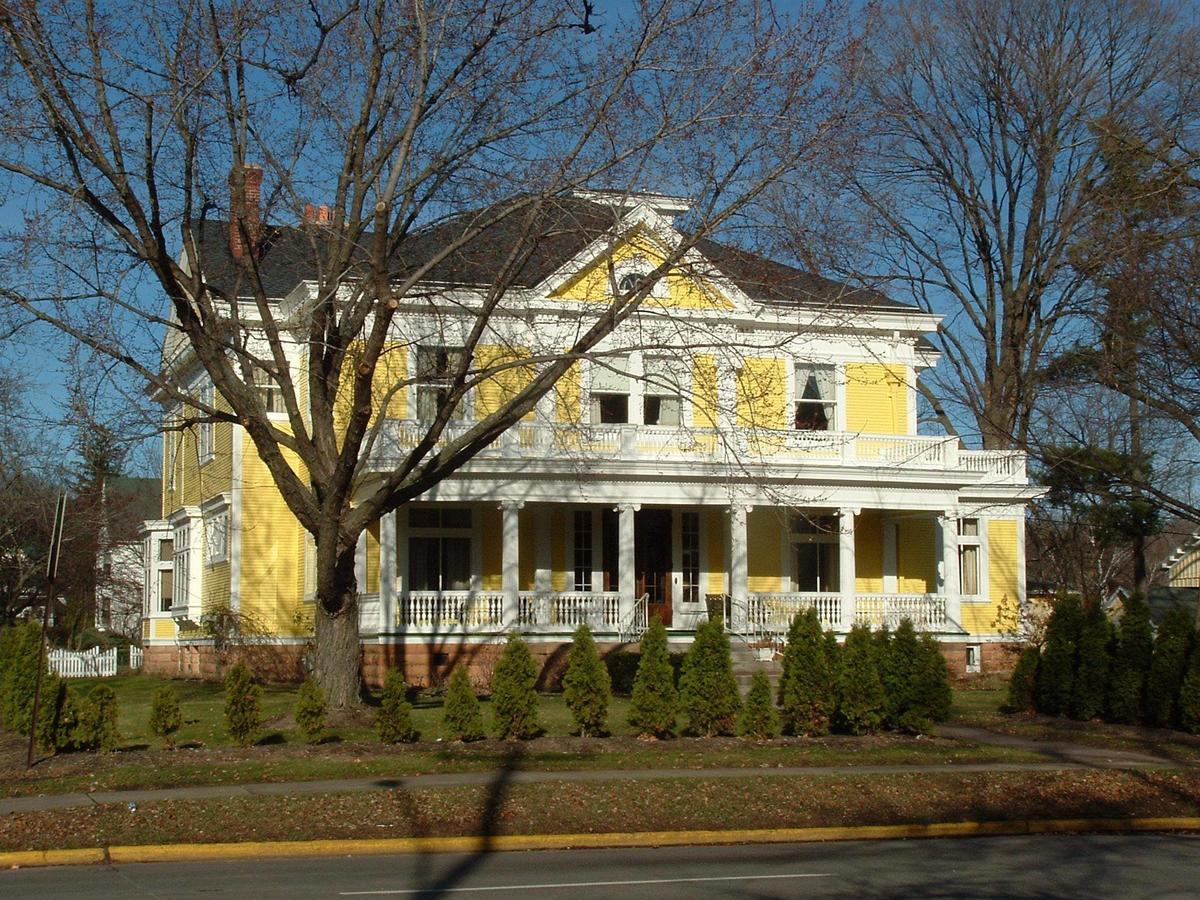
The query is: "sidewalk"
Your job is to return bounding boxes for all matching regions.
[1,723,1178,817]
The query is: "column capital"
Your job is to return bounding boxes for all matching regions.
[840,506,861,518]
[500,500,525,511]
[726,503,753,516]
[614,502,641,513]
[940,508,959,521]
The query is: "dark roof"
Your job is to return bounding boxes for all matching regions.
[193,195,914,313]
[1146,587,1200,628]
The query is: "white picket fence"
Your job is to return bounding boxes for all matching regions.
[47,646,118,678]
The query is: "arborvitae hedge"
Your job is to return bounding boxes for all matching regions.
[834,624,885,735]
[907,634,953,731]
[562,624,610,736]
[679,617,741,737]
[1037,596,1082,716]
[1107,593,1153,724]
[295,676,327,743]
[78,684,120,751]
[223,662,262,747]
[443,666,485,741]
[880,621,919,729]
[0,622,44,735]
[36,676,80,754]
[149,685,182,749]
[377,669,419,743]
[1145,607,1195,729]
[491,633,540,740]
[628,616,677,737]
[1006,646,1039,713]
[1070,601,1111,720]
[777,609,834,736]
[738,671,779,739]
[1180,644,1200,735]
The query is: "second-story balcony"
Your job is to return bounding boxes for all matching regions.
[370,420,1026,484]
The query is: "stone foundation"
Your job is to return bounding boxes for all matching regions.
[142,642,308,683]
[940,640,1022,679]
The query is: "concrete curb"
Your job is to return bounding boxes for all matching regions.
[4,818,1200,869]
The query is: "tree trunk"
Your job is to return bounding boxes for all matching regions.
[314,541,362,709]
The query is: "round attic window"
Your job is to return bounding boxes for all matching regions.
[617,272,645,294]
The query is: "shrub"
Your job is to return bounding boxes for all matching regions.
[1006,646,1040,713]
[377,669,419,743]
[679,617,741,736]
[1069,602,1111,720]
[443,666,485,741]
[1145,607,1195,728]
[880,620,920,729]
[77,684,120,752]
[295,676,327,743]
[903,634,952,732]
[1180,643,1200,735]
[563,624,611,736]
[223,662,262,746]
[777,609,834,736]
[37,675,81,754]
[149,685,182,749]
[1036,595,1082,716]
[833,624,884,735]
[491,632,540,740]
[1107,593,1153,724]
[738,671,779,739]
[604,650,641,696]
[628,616,677,737]
[0,622,45,735]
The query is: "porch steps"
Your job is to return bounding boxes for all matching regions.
[729,641,782,694]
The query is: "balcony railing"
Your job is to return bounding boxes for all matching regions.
[372,421,1026,483]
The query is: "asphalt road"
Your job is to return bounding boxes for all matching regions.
[3,834,1198,898]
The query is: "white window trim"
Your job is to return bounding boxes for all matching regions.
[405,505,480,593]
[611,257,668,302]
[197,380,215,465]
[787,512,842,593]
[791,361,841,433]
[412,346,473,423]
[958,517,989,602]
[965,644,982,674]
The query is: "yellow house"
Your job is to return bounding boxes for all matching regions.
[141,190,1039,683]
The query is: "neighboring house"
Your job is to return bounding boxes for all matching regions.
[1158,524,1200,590]
[141,184,1040,683]
[95,476,160,639]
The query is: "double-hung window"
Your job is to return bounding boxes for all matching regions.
[197,381,214,463]
[416,346,467,422]
[408,507,472,592]
[590,356,630,424]
[794,364,836,431]
[172,524,190,611]
[959,518,982,597]
[642,356,684,426]
[253,368,285,414]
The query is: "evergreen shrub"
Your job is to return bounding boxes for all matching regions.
[1107,593,1153,724]
[377,669,419,743]
[149,685,182,749]
[777,609,834,736]
[295,676,327,743]
[1145,607,1195,728]
[1069,601,1111,720]
[833,624,885,735]
[443,666,485,742]
[1005,646,1040,713]
[78,684,120,751]
[880,620,920,729]
[738,670,779,739]
[904,634,952,732]
[1036,595,1082,716]
[37,675,81,753]
[1179,644,1200,735]
[491,632,540,739]
[562,624,610,736]
[0,622,44,735]
[628,617,677,737]
[679,617,741,736]
[223,662,262,746]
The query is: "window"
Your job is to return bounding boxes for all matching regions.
[643,357,683,427]
[198,381,214,462]
[143,538,153,614]
[794,364,836,431]
[253,368,285,414]
[959,518,981,596]
[159,538,174,562]
[416,346,467,422]
[617,272,644,294]
[172,524,190,610]
[206,510,229,565]
[408,507,472,592]
[165,414,179,491]
[573,510,593,592]
[681,512,700,603]
[159,569,174,613]
[966,644,982,674]
[791,514,840,592]
[590,356,629,424]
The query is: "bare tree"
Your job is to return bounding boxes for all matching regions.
[850,0,1192,449]
[0,1,865,705]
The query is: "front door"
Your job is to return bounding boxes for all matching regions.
[635,509,673,626]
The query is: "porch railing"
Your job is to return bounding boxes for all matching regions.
[399,591,505,628]
[854,593,948,631]
[749,592,843,632]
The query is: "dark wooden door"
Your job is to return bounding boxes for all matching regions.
[636,509,673,627]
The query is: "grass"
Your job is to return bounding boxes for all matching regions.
[4,769,1200,851]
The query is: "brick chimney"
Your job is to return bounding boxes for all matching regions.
[228,163,263,260]
[302,203,335,225]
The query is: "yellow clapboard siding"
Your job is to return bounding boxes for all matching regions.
[746,508,784,592]
[1171,549,1200,587]
[845,363,909,435]
[692,354,719,429]
[897,518,936,593]
[475,345,534,421]
[736,358,789,430]
[334,342,409,436]
[481,505,503,591]
[968,517,1019,635]
[854,510,884,592]
[151,618,176,640]
[201,560,231,613]
[554,360,582,424]
[364,521,380,594]
[706,508,726,596]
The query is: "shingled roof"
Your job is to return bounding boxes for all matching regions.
[191,195,913,313]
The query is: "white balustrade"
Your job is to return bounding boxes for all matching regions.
[854,593,949,631]
[398,591,505,628]
[749,592,843,631]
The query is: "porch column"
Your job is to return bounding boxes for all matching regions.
[395,509,408,625]
[729,504,748,631]
[839,507,858,632]
[502,501,522,627]
[380,510,396,632]
[534,506,552,626]
[618,503,637,621]
[940,512,962,630]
